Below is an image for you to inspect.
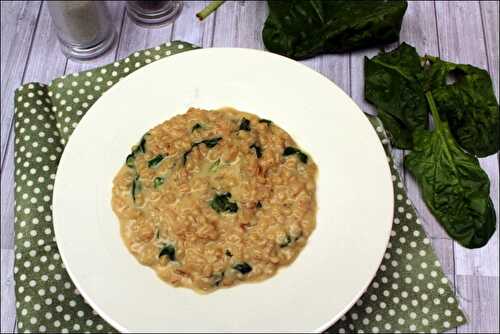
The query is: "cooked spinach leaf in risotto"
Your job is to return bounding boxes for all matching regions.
[111,107,317,293]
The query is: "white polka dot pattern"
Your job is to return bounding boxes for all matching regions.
[14,41,465,333]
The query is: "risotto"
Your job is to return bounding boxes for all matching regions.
[111,107,317,293]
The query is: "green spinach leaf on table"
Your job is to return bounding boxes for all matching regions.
[364,43,428,149]
[365,42,498,248]
[365,44,500,155]
[424,56,500,157]
[405,93,496,249]
[262,0,408,60]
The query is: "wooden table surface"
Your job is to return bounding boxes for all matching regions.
[1,1,499,333]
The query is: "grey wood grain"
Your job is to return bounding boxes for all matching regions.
[431,238,455,278]
[456,275,500,333]
[480,0,500,99]
[301,54,350,96]
[0,0,41,167]
[435,0,500,278]
[1,249,16,334]
[22,2,68,84]
[0,146,15,250]
[212,0,267,48]
[115,7,172,60]
[171,1,215,48]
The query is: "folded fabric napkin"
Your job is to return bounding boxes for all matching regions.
[13,41,466,333]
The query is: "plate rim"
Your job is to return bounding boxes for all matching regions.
[53,47,394,333]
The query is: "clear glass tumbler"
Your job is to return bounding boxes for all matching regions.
[126,1,183,27]
[47,1,116,60]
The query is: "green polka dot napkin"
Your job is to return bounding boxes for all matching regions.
[13,41,466,333]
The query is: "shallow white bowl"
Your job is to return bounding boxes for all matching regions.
[53,48,393,333]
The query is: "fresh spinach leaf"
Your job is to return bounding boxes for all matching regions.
[365,44,499,155]
[424,56,499,157]
[262,0,407,60]
[239,118,251,131]
[250,143,262,158]
[148,154,165,168]
[405,93,496,249]
[159,244,176,261]
[364,43,428,149]
[210,192,238,213]
[153,176,165,188]
[233,262,252,274]
[365,43,499,248]
[283,146,308,163]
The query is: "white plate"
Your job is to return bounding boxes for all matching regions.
[53,48,393,333]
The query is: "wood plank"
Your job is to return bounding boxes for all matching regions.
[400,1,450,240]
[456,275,500,333]
[431,238,456,278]
[480,1,499,99]
[0,0,41,167]
[115,7,173,60]
[212,0,268,48]
[1,249,16,334]
[399,0,440,54]
[22,2,68,83]
[301,54,350,96]
[435,0,500,278]
[171,1,216,48]
[0,146,15,250]
[64,1,126,74]
[115,0,221,62]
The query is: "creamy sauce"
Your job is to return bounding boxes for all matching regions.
[111,107,317,293]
